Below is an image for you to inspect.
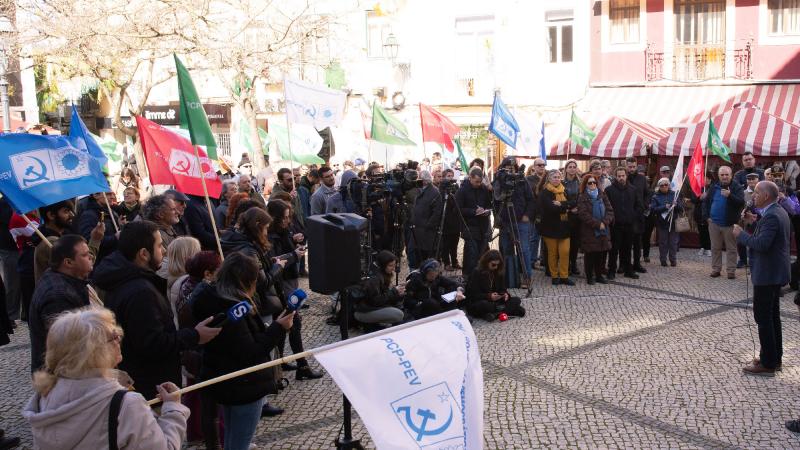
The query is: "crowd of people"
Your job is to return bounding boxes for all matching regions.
[1,147,799,449]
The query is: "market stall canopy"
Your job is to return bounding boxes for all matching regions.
[653,103,800,157]
[550,115,670,158]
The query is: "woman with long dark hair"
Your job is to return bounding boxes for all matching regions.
[266,200,321,381]
[192,252,294,450]
[464,249,525,320]
[356,250,405,329]
[577,173,614,284]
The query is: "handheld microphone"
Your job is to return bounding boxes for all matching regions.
[208,301,253,327]
[286,289,308,312]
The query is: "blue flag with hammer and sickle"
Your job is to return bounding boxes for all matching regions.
[0,134,110,214]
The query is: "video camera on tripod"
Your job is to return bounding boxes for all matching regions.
[495,163,527,200]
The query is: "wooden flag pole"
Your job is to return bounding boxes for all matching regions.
[101,192,119,232]
[145,309,464,406]
[192,146,225,261]
[21,214,52,248]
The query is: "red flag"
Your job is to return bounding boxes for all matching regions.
[135,116,222,198]
[419,104,460,151]
[687,138,705,196]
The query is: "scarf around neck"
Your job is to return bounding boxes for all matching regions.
[587,189,607,236]
[545,182,568,221]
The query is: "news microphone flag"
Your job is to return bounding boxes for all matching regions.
[489,93,519,149]
[284,77,346,131]
[227,301,252,322]
[287,288,308,311]
[0,134,111,214]
[314,310,483,450]
[69,104,108,171]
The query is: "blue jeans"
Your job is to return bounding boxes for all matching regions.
[529,223,541,265]
[221,396,266,450]
[500,221,532,278]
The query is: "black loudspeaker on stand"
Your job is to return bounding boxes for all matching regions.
[306,213,367,450]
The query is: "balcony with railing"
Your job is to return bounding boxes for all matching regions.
[645,41,752,82]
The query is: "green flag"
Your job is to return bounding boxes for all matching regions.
[370,102,416,146]
[455,138,469,174]
[707,116,731,163]
[269,122,325,165]
[569,110,596,148]
[175,54,218,160]
[239,119,270,156]
[90,133,122,162]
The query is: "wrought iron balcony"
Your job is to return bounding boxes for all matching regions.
[644,42,753,82]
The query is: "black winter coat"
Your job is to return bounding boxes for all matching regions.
[185,195,218,250]
[358,275,403,313]
[191,282,285,405]
[28,269,90,372]
[465,269,507,304]
[220,230,285,314]
[93,251,199,400]
[404,271,460,311]
[605,180,644,230]
[411,184,443,249]
[455,183,492,237]
[268,228,300,281]
[537,188,570,239]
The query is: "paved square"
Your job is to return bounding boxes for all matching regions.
[2,251,800,449]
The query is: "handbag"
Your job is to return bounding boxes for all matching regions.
[674,212,690,233]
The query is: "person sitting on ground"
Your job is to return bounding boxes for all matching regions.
[650,177,684,267]
[191,252,295,450]
[405,259,464,320]
[464,249,525,321]
[356,250,405,330]
[23,307,189,449]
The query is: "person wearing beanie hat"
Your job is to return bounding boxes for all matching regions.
[650,177,684,267]
[404,258,464,320]
[355,251,405,330]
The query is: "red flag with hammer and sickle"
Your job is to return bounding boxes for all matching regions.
[136,116,222,198]
[687,138,705,197]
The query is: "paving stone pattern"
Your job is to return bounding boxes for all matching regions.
[2,251,800,449]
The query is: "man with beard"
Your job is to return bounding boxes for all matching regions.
[605,166,644,280]
[310,166,337,216]
[238,174,266,209]
[270,168,304,227]
[33,200,103,282]
[625,158,648,274]
[142,195,182,250]
[93,221,221,400]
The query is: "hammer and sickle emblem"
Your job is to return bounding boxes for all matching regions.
[396,405,453,441]
[173,154,192,176]
[305,105,317,119]
[22,157,49,186]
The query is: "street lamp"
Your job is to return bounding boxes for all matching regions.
[383,33,399,64]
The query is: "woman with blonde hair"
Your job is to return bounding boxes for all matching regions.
[158,237,201,322]
[23,307,188,449]
[537,170,574,285]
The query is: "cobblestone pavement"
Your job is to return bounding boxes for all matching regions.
[3,251,800,449]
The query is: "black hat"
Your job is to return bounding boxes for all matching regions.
[164,189,190,203]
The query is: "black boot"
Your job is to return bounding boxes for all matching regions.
[595,275,608,284]
[296,365,324,380]
[281,362,298,371]
[261,403,284,417]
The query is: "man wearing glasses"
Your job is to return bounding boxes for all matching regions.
[526,158,547,270]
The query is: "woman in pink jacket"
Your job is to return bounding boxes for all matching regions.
[23,307,189,450]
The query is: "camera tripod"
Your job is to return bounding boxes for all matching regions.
[497,194,534,298]
[433,189,473,276]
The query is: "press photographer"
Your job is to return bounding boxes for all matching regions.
[438,169,462,270]
[456,167,493,279]
[493,157,535,287]
[411,171,443,263]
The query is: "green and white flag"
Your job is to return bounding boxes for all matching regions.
[370,102,416,146]
[569,110,596,148]
[707,116,731,163]
[175,54,218,160]
[455,138,469,173]
[269,121,325,165]
[90,133,122,162]
[239,119,270,156]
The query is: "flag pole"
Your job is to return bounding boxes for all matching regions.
[418,104,427,160]
[21,214,52,248]
[192,147,225,261]
[702,115,710,193]
[145,309,464,406]
[101,192,119,232]
[283,78,297,191]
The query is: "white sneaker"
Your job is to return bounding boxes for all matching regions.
[705,250,712,257]
[697,248,705,256]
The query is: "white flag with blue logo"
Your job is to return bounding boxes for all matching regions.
[489,93,520,149]
[0,134,110,213]
[314,310,483,450]
[285,77,346,131]
[512,108,543,157]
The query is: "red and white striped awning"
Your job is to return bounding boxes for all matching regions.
[548,115,669,158]
[653,103,800,156]
[543,83,800,158]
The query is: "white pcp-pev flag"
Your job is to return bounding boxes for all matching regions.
[284,77,347,131]
[314,310,484,450]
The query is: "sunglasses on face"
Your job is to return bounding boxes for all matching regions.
[535,164,546,167]
[587,181,597,185]
[659,184,669,187]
